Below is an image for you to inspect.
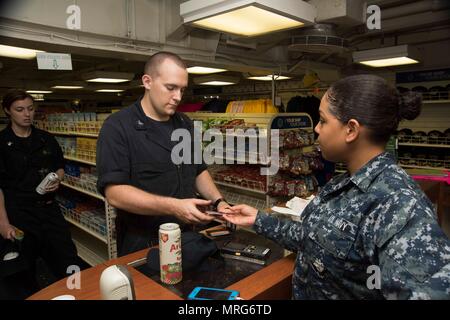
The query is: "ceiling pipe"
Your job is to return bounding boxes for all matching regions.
[380,0,450,20]
[347,9,450,43]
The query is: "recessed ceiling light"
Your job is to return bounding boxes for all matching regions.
[95,89,125,93]
[193,74,240,86]
[51,86,84,89]
[26,90,53,94]
[187,66,227,74]
[83,71,134,83]
[247,75,292,81]
[198,81,236,86]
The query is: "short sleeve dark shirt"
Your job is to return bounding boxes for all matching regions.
[96,100,207,231]
[0,125,65,202]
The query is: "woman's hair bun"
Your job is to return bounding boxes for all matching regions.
[398,91,422,121]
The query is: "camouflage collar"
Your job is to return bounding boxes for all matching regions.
[349,152,395,192]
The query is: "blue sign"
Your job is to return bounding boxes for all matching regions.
[396,68,450,83]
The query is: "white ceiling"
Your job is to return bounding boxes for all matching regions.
[0,0,449,104]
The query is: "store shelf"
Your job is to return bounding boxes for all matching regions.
[70,227,108,267]
[422,99,450,104]
[214,180,266,195]
[213,152,270,165]
[65,216,108,244]
[400,164,448,170]
[398,142,450,148]
[61,181,104,201]
[64,155,96,166]
[219,187,267,212]
[49,131,98,138]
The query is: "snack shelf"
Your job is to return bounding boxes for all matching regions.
[400,164,448,170]
[64,155,96,166]
[214,180,266,195]
[65,216,108,244]
[71,228,108,266]
[61,181,104,201]
[398,154,449,170]
[187,112,317,209]
[396,134,449,147]
[49,131,99,138]
[398,143,450,148]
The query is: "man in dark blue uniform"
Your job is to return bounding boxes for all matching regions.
[0,90,80,299]
[97,52,230,256]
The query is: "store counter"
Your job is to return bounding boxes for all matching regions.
[27,229,295,300]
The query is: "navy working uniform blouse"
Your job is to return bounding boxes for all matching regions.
[255,152,450,299]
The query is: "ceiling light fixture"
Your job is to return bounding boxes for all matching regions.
[180,0,316,37]
[353,45,420,67]
[26,90,53,94]
[187,66,227,74]
[0,44,44,59]
[95,89,125,93]
[51,86,84,90]
[247,75,292,81]
[83,71,134,83]
[194,75,240,86]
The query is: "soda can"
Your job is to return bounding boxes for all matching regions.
[36,172,59,195]
[159,223,182,284]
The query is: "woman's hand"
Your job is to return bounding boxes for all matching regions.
[222,204,258,227]
[45,178,61,193]
[217,201,233,215]
[0,222,16,240]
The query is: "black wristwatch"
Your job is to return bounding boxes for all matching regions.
[213,198,226,210]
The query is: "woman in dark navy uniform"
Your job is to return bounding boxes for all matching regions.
[0,90,80,299]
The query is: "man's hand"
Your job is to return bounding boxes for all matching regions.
[217,200,233,214]
[0,222,16,240]
[172,198,215,224]
[223,204,258,227]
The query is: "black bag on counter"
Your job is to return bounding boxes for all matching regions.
[146,231,218,273]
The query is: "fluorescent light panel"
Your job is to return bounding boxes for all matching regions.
[83,71,134,83]
[87,78,130,83]
[51,86,84,89]
[194,74,239,86]
[193,6,303,37]
[198,81,235,86]
[26,90,53,94]
[353,45,420,67]
[95,89,125,92]
[0,45,43,59]
[187,66,227,74]
[181,0,316,37]
[248,75,292,81]
[358,57,418,67]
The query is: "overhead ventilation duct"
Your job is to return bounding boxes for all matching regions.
[289,24,349,55]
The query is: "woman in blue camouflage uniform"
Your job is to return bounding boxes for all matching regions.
[223,75,450,299]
